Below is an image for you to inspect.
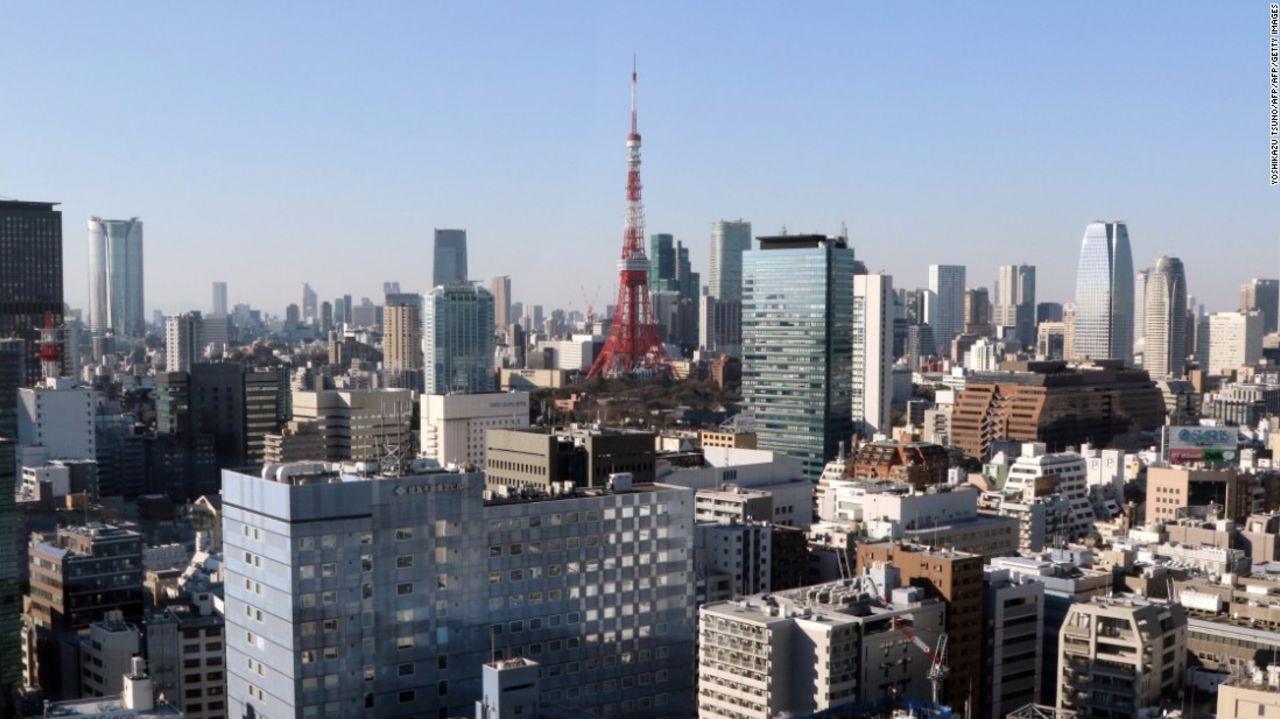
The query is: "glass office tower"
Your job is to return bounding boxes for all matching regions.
[742,235,855,479]
[1072,221,1135,363]
[425,284,495,395]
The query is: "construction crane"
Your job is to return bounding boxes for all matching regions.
[580,284,602,323]
[892,617,948,706]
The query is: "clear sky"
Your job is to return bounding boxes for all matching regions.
[2,2,1276,317]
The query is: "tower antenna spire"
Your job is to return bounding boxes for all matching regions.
[630,54,638,135]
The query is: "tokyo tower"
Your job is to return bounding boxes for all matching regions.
[587,59,671,380]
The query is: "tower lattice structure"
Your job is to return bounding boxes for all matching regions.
[588,61,671,379]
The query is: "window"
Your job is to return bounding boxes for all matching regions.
[399,690,415,704]
[435,547,449,564]
[361,555,373,572]
[397,636,414,650]
[397,582,413,595]
[396,528,413,541]
[398,663,415,676]
[321,563,336,577]
[396,555,413,569]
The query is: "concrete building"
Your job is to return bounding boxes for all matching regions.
[951,361,1165,461]
[0,199,63,385]
[17,377,97,471]
[22,524,143,698]
[1056,597,1186,718]
[292,388,415,463]
[164,312,205,373]
[87,216,145,339]
[211,281,227,316]
[1004,444,1095,540]
[983,564,1046,719]
[146,603,227,719]
[262,419,326,464]
[222,462,695,719]
[426,284,496,395]
[694,521,771,603]
[851,440,950,488]
[1216,668,1280,719]
[697,578,946,719]
[698,430,756,449]
[852,273,894,438]
[1147,464,1252,524]
[995,263,1036,347]
[484,427,655,491]
[383,301,423,390]
[433,229,468,287]
[40,656,183,718]
[78,611,141,698]
[420,391,530,469]
[1205,311,1264,374]
[742,235,855,478]
[1072,221,1135,363]
[1240,278,1279,335]
[855,543,983,714]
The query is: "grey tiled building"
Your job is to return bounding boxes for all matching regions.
[223,462,695,719]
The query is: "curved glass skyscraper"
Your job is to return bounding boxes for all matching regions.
[1142,256,1187,378]
[1072,221,1134,363]
[87,216,145,338]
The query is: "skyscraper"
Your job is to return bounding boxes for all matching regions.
[1072,221,1135,363]
[164,312,205,374]
[709,220,752,301]
[383,301,423,390]
[927,264,966,346]
[301,282,317,322]
[994,264,1036,346]
[1240,278,1279,334]
[852,273,895,438]
[963,287,991,336]
[211,281,228,315]
[0,200,63,385]
[742,234,855,478]
[425,284,495,395]
[87,216,144,339]
[432,228,468,287]
[490,275,512,329]
[1142,256,1187,378]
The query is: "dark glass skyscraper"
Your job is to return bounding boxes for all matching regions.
[742,234,855,478]
[432,228,468,288]
[0,200,63,386]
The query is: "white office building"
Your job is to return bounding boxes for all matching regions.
[1204,311,1263,375]
[17,377,97,471]
[852,273,894,437]
[419,391,530,468]
[223,462,695,719]
[291,389,414,462]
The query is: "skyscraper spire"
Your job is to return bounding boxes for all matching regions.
[588,59,670,379]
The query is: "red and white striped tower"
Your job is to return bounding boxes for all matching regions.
[587,59,671,379]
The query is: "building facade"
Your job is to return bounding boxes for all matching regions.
[1142,255,1188,378]
[419,391,530,469]
[292,388,414,463]
[928,264,966,347]
[164,312,205,373]
[87,216,145,339]
[1072,221,1135,363]
[425,284,495,395]
[383,301,424,390]
[0,200,63,385]
[432,228,468,287]
[852,273,894,438]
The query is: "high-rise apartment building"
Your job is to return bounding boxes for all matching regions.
[432,228,468,287]
[222,463,695,719]
[1142,256,1188,378]
[709,220,752,301]
[383,301,423,390]
[1240,278,1279,335]
[852,273,894,438]
[87,216,145,339]
[995,264,1036,346]
[426,284,495,395]
[1204,311,1264,374]
[491,275,512,329]
[164,312,205,373]
[742,235,855,478]
[1057,598,1186,718]
[0,200,63,386]
[211,281,228,315]
[291,388,414,462]
[1072,221,1134,363]
[928,264,966,346]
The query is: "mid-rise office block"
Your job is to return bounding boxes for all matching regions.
[1003,444,1095,540]
[742,235,855,478]
[951,361,1164,461]
[87,216,145,339]
[484,427,655,491]
[0,200,63,385]
[79,611,141,698]
[1216,669,1280,719]
[697,579,945,719]
[420,392,529,469]
[1204,311,1264,374]
[983,564,1045,719]
[1147,464,1252,523]
[426,284,495,395]
[222,462,694,719]
[292,388,414,462]
[1056,598,1186,718]
[146,603,227,719]
[263,419,326,464]
[17,377,97,471]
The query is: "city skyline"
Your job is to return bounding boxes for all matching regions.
[1,3,1275,317]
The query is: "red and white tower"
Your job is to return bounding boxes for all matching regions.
[587,60,671,380]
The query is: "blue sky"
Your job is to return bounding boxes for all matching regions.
[1,2,1276,317]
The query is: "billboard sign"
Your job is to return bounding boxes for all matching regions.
[1167,426,1237,464]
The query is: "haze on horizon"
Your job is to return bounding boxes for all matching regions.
[1,2,1275,318]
